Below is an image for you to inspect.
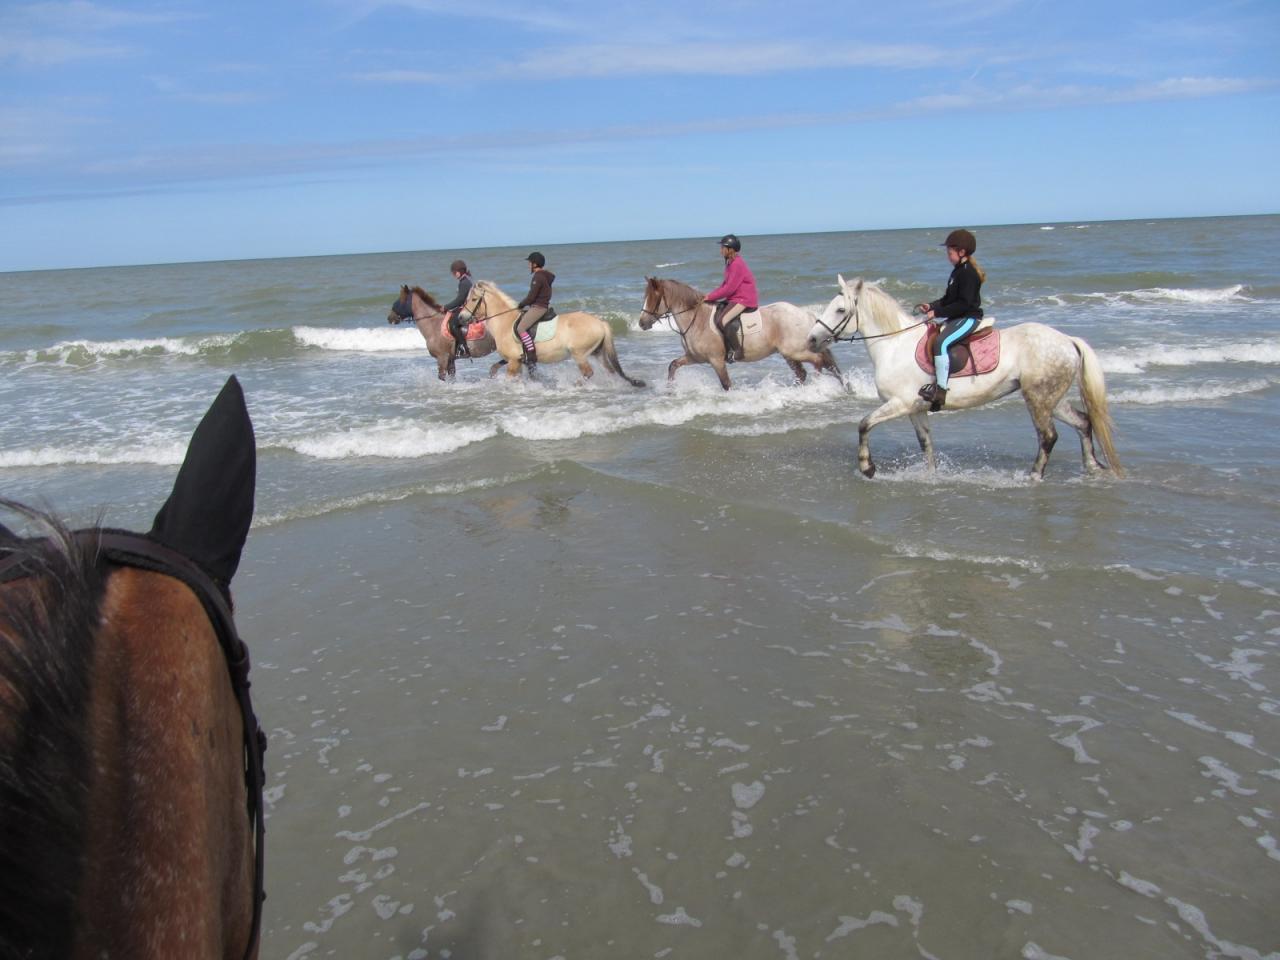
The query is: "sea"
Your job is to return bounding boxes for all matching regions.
[2,215,1278,959]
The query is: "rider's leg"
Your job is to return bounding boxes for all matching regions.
[448,310,470,357]
[717,302,746,362]
[516,305,546,365]
[923,317,977,410]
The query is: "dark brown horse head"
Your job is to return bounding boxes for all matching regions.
[0,375,262,960]
[388,284,413,324]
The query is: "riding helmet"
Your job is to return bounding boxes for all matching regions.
[719,234,741,251]
[450,259,468,274]
[526,251,546,268]
[942,229,976,254]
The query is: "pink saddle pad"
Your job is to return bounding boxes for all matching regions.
[439,318,486,342]
[915,327,1001,378]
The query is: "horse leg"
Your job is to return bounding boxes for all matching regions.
[1024,392,1059,479]
[818,350,851,392]
[710,358,732,391]
[667,355,691,382]
[786,358,807,384]
[488,358,507,378]
[1053,398,1103,473]
[444,354,456,381]
[908,412,936,469]
[858,397,913,478]
[576,356,595,381]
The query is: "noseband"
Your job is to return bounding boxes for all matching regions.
[0,529,267,960]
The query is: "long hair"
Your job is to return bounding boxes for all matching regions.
[964,256,988,284]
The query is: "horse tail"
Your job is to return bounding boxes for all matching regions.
[1072,337,1124,476]
[597,323,646,388]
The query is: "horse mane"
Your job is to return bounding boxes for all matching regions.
[857,279,912,333]
[654,277,703,313]
[411,286,441,309]
[0,501,102,959]
[474,281,516,310]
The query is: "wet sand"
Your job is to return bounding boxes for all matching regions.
[237,462,1279,960]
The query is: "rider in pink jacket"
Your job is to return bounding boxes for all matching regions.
[704,234,758,362]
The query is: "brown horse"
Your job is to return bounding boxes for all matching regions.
[637,277,846,390]
[0,376,264,960]
[388,284,500,381]
[463,281,645,386]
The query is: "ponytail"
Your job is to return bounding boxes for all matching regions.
[966,256,987,284]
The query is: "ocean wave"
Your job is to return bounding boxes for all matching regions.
[1039,284,1252,307]
[1100,340,1280,373]
[1,328,303,367]
[0,440,187,467]
[292,325,425,353]
[1112,379,1272,405]
[281,420,497,459]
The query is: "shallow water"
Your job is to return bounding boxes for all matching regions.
[2,216,1278,958]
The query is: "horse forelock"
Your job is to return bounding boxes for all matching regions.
[0,503,104,959]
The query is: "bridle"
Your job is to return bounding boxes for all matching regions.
[0,529,267,960]
[812,285,928,344]
[639,284,701,341]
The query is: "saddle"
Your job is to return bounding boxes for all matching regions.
[915,317,1000,378]
[439,313,486,342]
[513,308,559,342]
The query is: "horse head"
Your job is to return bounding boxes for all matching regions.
[388,284,413,324]
[808,274,863,351]
[638,276,662,330]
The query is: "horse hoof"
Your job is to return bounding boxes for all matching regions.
[861,463,876,479]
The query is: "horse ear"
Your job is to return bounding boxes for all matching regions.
[149,375,256,587]
[837,273,848,291]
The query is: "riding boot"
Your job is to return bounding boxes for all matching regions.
[455,336,472,359]
[723,318,743,363]
[929,385,948,412]
[519,330,537,370]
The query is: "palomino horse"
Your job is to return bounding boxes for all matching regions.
[388,284,500,381]
[463,281,645,387]
[807,276,1122,480]
[0,376,264,960]
[637,277,845,390]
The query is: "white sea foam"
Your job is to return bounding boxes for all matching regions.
[1126,284,1248,304]
[285,421,496,459]
[1112,379,1273,405]
[0,439,187,467]
[1100,340,1280,373]
[8,335,221,366]
[293,325,425,352]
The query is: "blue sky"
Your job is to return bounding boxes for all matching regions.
[1,0,1277,271]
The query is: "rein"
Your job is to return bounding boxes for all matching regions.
[640,286,702,342]
[814,289,928,343]
[0,529,267,960]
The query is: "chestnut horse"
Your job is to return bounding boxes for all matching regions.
[637,277,846,390]
[463,281,645,386]
[0,376,264,959]
[387,284,500,381]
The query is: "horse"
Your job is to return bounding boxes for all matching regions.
[462,281,645,387]
[637,277,845,390]
[388,284,501,381]
[807,276,1122,480]
[0,376,265,960]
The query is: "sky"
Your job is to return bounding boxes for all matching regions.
[1,0,1278,271]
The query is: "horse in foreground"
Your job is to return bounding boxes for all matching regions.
[808,276,1122,480]
[463,281,645,386]
[0,376,265,959]
[638,277,845,390]
[388,284,500,381]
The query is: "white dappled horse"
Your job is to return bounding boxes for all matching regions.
[807,276,1122,480]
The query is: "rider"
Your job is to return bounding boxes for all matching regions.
[440,259,474,358]
[915,228,986,412]
[704,234,758,363]
[516,251,554,370]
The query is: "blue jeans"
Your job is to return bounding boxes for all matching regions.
[934,316,979,389]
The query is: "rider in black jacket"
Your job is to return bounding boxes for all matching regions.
[441,259,474,357]
[915,229,985,411]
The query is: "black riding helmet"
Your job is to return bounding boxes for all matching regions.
[719,234,741,251]
[526,251,546,268]
[450,259,468,274]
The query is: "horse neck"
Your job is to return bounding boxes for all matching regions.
[412,292,439,320]
[858,287,912,339]
[662,280,712,333]
[474,285,517,345]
